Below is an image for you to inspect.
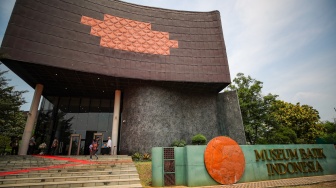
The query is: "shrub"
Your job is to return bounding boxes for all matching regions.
[142,153,151,161]
[171,139,186,147]
[192,134,207,145]
[132,152,142,161]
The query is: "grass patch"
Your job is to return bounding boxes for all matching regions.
[135,161,152,187]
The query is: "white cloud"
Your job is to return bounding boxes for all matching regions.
[220,0,336,121]
[293,92,327,102]
[227,0,327,76]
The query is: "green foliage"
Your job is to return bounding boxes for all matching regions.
[171,139,186,147]
[270,100,323,144]
[132,152,142,161]
[318,121,336,144]
[142,153,151,161]
[191,134,207,145]
[0,64,27,138]
[226,73,278,144]
[0,135,11,155]
[132,152,151,161]
[267,126,297,144]
[227,73,325,145]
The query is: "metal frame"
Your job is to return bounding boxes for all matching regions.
[68,134,81,155]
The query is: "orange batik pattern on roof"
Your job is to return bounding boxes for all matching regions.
[81,14,178,55]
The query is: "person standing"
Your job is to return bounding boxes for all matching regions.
[107,136,112,155]
[10,138,19,155]
[50,137,59,155]
[27,135,36,155]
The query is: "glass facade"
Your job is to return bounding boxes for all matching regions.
[35,96,117,155]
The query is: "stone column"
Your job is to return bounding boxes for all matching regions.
[111,90,121,155]
[19,84,44,155]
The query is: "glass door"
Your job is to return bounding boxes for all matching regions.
[93,133,104,154]
[68,134,81,155]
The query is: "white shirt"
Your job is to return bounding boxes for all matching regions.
[107,139,112,148]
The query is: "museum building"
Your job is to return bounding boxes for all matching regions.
[1,0,246,155]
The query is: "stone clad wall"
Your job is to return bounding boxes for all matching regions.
[120,86,247,154]
[217,91,247,144]
[120,85,220,154]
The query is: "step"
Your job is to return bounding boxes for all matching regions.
[0,162,66,164]
[41,169,138,175]
[0,161,68,163]
[67,155,131,158]
[1,170,139,179]
[35,166,137,173]
[0,162,134,170]
[1,169,138,179]
[68,156,132,160]
[0,178,141,187]
[68,165,137,170]
[0,159,68,163]
[62,163,135,169]
[0,155,141,188]
[0,174,140,184]
[0,164,70,171]
[83,184,142,188]
[0,162,134,169]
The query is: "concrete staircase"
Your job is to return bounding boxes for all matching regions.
[0,155,142,188]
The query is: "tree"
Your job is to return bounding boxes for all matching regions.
[227,73,324,144]
[267,126,297,144]
[0,62,27,138]
[318,121,336,144]
[0,134,11,155]
[226,73,278,144]
[267,100,324,144]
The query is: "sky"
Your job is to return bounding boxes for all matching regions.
[0,0,335,122]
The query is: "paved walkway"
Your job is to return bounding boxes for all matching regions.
[161,174,336,188]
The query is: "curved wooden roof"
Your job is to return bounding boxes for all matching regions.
[1,0,230,95]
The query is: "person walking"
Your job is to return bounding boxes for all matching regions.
[27,135,36,155]
[50,137,59,155]
[89,137,100,160]
[107,136,112,155]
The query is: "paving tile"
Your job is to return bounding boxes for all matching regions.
[44,185,57,188]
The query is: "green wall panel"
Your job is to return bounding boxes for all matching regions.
[175,147,186,185]
[239,144,336,182]
[185,146,219,187]
[152,147,163,186]
[152,144,336,187]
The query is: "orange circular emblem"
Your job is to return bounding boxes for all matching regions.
[204,136,245,185]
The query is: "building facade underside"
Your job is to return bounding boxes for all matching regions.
[1,0,246,155]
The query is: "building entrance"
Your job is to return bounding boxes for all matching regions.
[84,131,96,155]
[35,96,118,155]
